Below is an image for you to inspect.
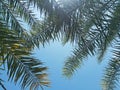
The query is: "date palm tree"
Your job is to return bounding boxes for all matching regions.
[1,0,120,90]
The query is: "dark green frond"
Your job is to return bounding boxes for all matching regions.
[102,42,120,90]
[0,0,27,34]
[0,20,49,89]
[62,0,118,44]
[63,37,96,77]
[63,0,120,78]
[98,1,120,61]
[6,55,49,90]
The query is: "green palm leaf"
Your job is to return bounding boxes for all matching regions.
[6,55,49,90]
[0,19,49,89]
[63,0,120,77]
[102,41,120,90]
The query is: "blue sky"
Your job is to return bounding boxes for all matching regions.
[2,40,119,90]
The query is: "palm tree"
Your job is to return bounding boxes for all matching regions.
[1,0,120,90]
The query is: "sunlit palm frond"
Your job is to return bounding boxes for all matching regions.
[0,20,49,90]
[0,0,70,47]
[6,55,49,90]
[0,0,43,48]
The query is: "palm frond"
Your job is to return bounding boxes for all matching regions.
[0,20,49,90]
[63,37,96,77]
[0,0,70,47]
[97,1,120,60]
[63,0,120,77]
[0,0,26,34]
[6,55,49,90]
[0,0,40,48]
[102,41,120,90]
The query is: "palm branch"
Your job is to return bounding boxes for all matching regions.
[62,0,120,90]
[0,14,49,90]
[102,41,120,90]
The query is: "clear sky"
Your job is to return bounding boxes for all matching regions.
[1,40,119,90]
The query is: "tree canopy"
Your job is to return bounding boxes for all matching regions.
[0,0,120,90]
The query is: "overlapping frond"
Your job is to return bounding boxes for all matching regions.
[62,0,117,44]
[0,0,27,35]
[97,0,120,60]
[102,41,120,90]
[63,0,120,78]
[1,0,120,89]
[0,0,71,47]
[0,20,49,90]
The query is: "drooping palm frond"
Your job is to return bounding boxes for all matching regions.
[0,0,35,49]
[61,0,117,44]
[102,41,120,90]
[0,0,27,35]
[0,0,70,47]
[63,36,97,77]
[63,0,120,77]
[0,19,49,90]
[97,1,120,60]
[6,55,49,90]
